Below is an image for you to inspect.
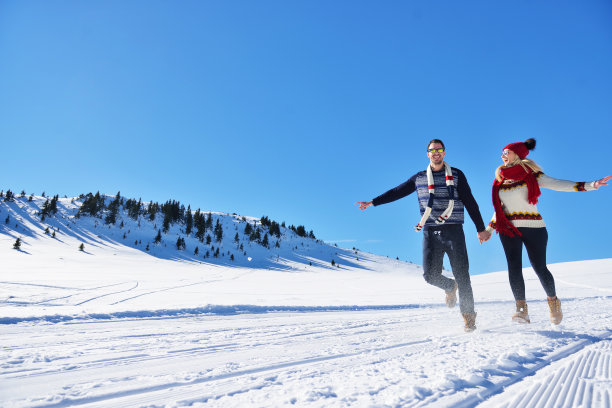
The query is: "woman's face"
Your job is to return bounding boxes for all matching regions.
[501,149,517,166]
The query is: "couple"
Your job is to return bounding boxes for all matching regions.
[356,139,611,332]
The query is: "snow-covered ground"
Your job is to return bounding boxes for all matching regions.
[1,195,612,407]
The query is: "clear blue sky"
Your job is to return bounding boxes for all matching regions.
[2,1,611,274]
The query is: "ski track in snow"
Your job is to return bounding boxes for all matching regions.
[2,298,612,407]
[480,338,612,408]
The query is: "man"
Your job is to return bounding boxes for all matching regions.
[356,139,489,332]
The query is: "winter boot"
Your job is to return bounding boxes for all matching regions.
[445,281,458,308]
[462,312,477,332]
[548,297,563,325]
[512,300,530,323]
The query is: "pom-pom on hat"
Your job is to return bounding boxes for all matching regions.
[504,138,536,160]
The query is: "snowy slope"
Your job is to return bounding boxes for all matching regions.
[1,194,612,407]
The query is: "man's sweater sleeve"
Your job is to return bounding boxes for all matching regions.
[372,174,417,207]
[456,169,486,232]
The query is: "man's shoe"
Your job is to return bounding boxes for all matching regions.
[463,312,477,332]
[445,281,458,308]
[548,297,563,325]
[512,300,530,324]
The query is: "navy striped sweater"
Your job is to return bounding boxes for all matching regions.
[372,166,486,232]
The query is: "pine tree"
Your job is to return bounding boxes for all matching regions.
[162,213,171,233]
[194,246,199,255]
[214,220,223,242]
[79,243,85,251]
[262,233,269,248]
[105,192,121,225]
[234,232,239,243]
[4,190,14,201]
[13,237,21,250]
[154,229,162,244]
[206,213,213,231]
[44,227,50,235]
[185,205,193,236]
[331,259,335,266]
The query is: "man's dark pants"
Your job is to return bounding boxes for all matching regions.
[422,224,475,314]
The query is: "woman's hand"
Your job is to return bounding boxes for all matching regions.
[594,175,612,189]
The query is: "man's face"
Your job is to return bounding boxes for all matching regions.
[427,142,446,165]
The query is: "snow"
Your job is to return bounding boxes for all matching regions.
[1,194,612,407]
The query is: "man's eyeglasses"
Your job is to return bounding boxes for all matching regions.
[427,148,445,153]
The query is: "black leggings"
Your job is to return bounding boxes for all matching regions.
[422,224,475,314]
[499,227,556,300]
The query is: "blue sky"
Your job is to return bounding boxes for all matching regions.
[1,0,611,274]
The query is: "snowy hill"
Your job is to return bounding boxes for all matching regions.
[2,191,612,407]
[1,191,427,322]
[0,191,360,271]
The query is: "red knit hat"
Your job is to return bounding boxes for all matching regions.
[504,138,536,160]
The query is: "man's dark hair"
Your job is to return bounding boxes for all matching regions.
[427,139,445,150]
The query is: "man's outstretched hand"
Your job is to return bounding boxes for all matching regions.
[355,201,373,210]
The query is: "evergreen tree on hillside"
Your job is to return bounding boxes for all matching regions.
[244,222,253,235]
[40,199,50,221]
[262,233,269,248]
[185,205,193,236]
[105,192,121,225]
[154,229,162,244]
[250,227,261,243]
[13,237,21,250]
[194,210,206,242]
[206,213,213,231]
[260,216,271,227]
[49,195,59,214]
[4,190,14,201]
[214,219,223,242]
[127,198,142,220]
[162,212,171,233]
[234,232,239,244]
[269,221,281,238]
[78,192,105,217]
[147,202,159,221]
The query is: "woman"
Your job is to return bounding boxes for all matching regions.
[484,138,611,325]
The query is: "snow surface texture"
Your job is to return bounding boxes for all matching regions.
[1,195,612,407]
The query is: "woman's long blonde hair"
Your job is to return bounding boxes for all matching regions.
[495,158,542,182]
